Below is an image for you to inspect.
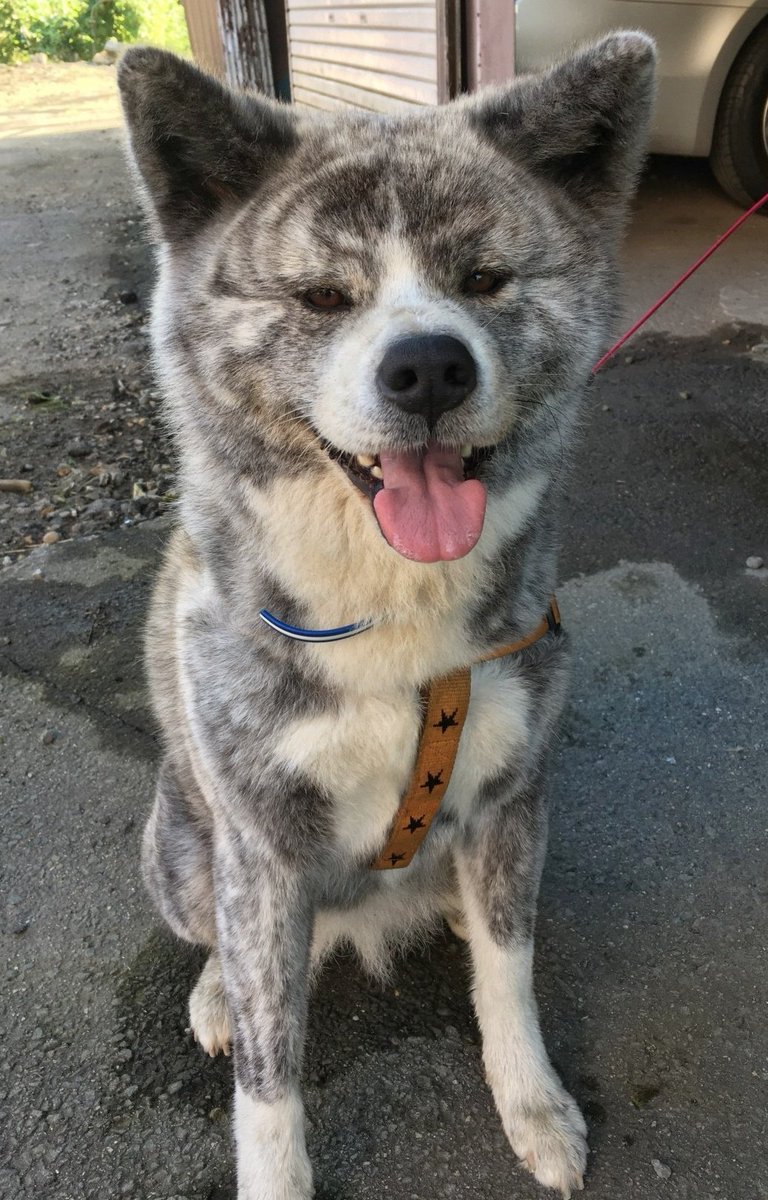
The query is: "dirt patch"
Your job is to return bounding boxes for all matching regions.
[0,61,173,557]
[0,373,175,554]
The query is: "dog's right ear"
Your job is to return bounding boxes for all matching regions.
[118,48,296,244]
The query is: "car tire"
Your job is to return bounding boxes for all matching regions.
[710,21,768,208]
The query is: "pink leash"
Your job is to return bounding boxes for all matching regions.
[592,190,768,374]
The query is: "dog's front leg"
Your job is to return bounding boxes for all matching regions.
[215,827,314,1200]
[457,785,587,1198]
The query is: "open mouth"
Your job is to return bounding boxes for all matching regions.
[325,441,493,564]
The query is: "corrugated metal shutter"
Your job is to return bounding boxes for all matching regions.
[285,1,442,113]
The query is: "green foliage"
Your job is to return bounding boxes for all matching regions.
[135,0,189,56]
[0,2,23,65]
[0,0,190,64]
[6,0,96,61]
[90,1,141,49]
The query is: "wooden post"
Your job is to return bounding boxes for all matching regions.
[437,0,462,102]
[464,0,515,90]
[217,0,275,92]
[180,0,225,77]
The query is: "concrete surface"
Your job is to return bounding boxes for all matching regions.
[622,158,768,338]
[1,60,768,1200]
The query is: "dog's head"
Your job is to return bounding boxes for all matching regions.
[119,36,655,566]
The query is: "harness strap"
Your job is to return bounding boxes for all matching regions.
[370,597,561,870]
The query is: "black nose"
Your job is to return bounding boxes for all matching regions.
[376,334,477,424]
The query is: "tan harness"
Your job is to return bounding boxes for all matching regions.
[370,597,561,870]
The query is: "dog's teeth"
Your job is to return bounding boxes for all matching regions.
[356,454,376,467]
[461,444,472,458]
[370,465,383,479]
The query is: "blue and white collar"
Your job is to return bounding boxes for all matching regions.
[258,609,374,643]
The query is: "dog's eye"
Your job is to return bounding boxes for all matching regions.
[464,270,505,296]
[303,287,350,310]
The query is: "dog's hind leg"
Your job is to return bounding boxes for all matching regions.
[440,896,469,941]
[143,756,233,1055]
[457,776,587,1199]
[189,950,231,1056]
[142,753,217,946]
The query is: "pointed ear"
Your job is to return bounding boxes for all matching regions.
[468,32,656,226]
[118,48,297,243]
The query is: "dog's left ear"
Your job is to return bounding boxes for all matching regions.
[467,32,657,229]
[118,48,297,244]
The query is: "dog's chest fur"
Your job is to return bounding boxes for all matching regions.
[271,655,534,861]
[169,486,550,870]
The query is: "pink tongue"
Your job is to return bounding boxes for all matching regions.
[372,443,487,563]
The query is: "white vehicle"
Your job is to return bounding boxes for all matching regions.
[515,0,768,205]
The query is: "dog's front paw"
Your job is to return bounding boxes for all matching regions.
[189,954,232,1057]
[506,1093,587,1198]
[236,1088,313,1200]
[237,1174,312,1200]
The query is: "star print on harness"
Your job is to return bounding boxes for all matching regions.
[260,597,561,870]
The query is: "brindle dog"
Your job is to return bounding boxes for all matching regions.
[119,34,655,1200]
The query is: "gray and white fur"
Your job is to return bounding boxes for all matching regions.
[119,34,655,1200]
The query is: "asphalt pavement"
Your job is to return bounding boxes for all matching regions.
[1,65,767,1200]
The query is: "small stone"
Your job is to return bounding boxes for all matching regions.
[0,478,32,494]
[12,919,30,936]
[42,531,60,544]
[652,1159,672,1180]
[167,1080,183,1095]
[624,354,635,364]
[66,440,91,459]
[746,555,764,570]
[83,498,114,517]
[678,390,691,400]
[41,729,58,745]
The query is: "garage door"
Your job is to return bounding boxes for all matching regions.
[285,0,458,113]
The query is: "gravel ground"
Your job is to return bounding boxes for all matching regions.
[2,524,766,1200]
[0,373,174,557]
[0,61,172,559]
